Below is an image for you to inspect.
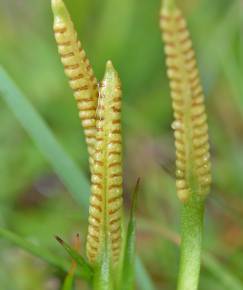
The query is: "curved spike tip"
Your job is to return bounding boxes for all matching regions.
[162,0,176,11]
[105,60,117,76]
[106,60,114,70]
[51,0,62,10]
[51,0,68,19]
[52,0,61,5]
[103,60,119,85]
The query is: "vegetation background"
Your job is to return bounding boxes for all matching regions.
[0,0,242,289]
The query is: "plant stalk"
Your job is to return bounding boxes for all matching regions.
[177,195,205,290]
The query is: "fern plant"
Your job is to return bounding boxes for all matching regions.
[0,0,213,289]
[52,0,212,289]
[160,0,211,289]
[52,0,137,289]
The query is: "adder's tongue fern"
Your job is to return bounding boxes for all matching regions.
[160,0,211,202]
[51,0,212,288]
[160,1,212,290]
[52,0,123,275]
[52,0,98,174]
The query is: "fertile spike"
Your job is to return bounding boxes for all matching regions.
[52,0,98,173]
[160,0,211,202]
[86,61,123,265]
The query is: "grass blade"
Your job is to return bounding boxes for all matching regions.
[61,233,81,290]
[62,273,75,290]
[120,179,140,290]
[0,227,92,280]
[56,236,93,280]
[0,227,67,272]
[0,66,89,213]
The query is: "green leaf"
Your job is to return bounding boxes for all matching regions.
[120,179,140,290]
[0,227,92,280]
[56,236,93,280]
[0,227,67,272]
[0,66,89,214]
[62,272,75,290]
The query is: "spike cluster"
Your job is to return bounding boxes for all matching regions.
[160,2,211,202]
[87,61,123,265]
[52,0,98,173]
[52,0,123,266]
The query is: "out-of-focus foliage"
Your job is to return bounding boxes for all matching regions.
[0,0,242,289]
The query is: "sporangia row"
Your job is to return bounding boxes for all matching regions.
[52,0,98,173]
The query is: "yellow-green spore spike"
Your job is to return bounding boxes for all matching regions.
[87,61,123,266]
[160,0,211,202]
[52,0,98,173]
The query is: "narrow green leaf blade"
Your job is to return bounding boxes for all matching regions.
[62,272,75,290]
[56,236,93,280]
[0,227,67,271]
[0,66,89,213]
[0,227,91,281]
[120,179,140,290]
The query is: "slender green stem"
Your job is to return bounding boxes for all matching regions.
[177,195,205,290]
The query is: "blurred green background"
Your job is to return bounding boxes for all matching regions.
[0,0,242,289]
